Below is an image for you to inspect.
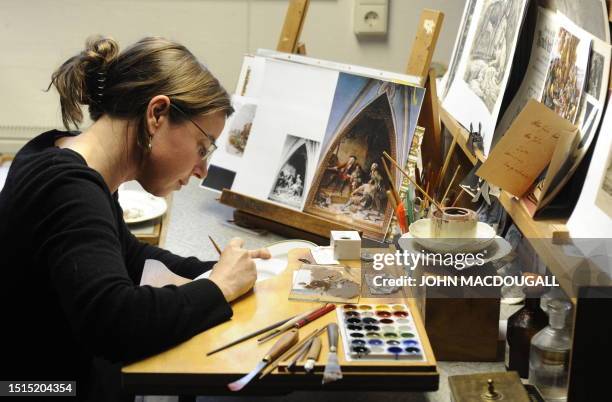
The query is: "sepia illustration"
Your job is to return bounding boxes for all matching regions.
[586,51,604,97]
[463,0,525,113]
[224,102,257,156]
[442,0,478,98]
[595,146,612,218]
[268,135,319,209]
[541,28,587,122]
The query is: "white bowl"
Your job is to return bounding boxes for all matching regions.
[402,219,497,253]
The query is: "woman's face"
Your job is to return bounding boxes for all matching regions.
[139,108,225,197]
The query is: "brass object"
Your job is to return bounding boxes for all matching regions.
[449,372,530,402]
[481,379,502,400]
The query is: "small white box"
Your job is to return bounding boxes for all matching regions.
[331,231,361,260]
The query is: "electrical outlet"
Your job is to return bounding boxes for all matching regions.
[353,0,389,36]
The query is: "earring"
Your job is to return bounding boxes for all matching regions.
[148,135,153,151]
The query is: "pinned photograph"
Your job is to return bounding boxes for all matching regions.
[224,102,256,156]
[541,27,590,123]
[268,135,320,209]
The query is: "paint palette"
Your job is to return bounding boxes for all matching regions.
[336,303,425,361]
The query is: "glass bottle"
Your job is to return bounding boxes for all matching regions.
[505,273,549,378]
[528,299,572,401]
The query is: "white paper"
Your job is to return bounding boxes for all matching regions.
[311,246,340,265]
[567,105,612,238]
[442,0,529,156]
[140,259,191,287]
[231,58,338,210]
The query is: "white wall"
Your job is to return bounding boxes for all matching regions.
[0,0,465,152]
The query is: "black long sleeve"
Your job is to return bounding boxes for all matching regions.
[0,130,231,385]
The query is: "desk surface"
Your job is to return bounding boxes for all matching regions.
[122,249,439,395]
[123,181,510,400]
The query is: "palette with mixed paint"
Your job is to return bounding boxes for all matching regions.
[336,303,425,361]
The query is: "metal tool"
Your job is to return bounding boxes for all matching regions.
[206,315,296,356]
[258,304,335,343]
[322,323,342,384]
[304,336,322,373]
[227,329,299,391]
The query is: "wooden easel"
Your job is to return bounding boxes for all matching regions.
[220,1,444,244]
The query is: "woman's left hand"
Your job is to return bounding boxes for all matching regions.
[248,247,271,259]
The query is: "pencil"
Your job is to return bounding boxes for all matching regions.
[208,235,222,256]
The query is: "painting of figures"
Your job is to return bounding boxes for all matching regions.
[541,27,589,122]
[303,73,423,241]
[268,135,319,209]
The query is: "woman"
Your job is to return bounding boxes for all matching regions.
[0,36,268,401]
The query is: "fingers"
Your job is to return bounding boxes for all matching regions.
[228,237,244,249]
[249,247,272,259]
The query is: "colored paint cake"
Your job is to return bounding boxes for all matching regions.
[336,303,424,360]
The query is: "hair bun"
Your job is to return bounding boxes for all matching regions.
[83,36,119,72]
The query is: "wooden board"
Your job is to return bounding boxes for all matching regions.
[277,0,310,53]
[220,190,359,239]
[406,9,444,85]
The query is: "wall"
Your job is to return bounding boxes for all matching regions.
[0,0,465,152]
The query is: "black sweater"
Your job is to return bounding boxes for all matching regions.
[0,130,232,396]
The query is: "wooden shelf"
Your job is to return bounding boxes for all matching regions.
[438,104,579,303]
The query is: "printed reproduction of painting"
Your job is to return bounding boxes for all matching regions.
[541,27,590,123]
[442,0,529,156]
[224,102,256,156]
[304,74,424,241]
[463,0,525,113]
[268,135,319,209]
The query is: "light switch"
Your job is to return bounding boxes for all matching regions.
[354,0,389,36]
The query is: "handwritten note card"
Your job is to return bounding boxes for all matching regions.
[477,99,579,198]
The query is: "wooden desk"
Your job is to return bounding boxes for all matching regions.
[122,249,439,396]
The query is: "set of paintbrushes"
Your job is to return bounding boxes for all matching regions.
[206,304,343,391]
[382,152,463,234]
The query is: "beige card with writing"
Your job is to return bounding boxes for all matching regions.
[477,99,579,198]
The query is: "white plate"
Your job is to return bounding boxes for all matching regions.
[398,235,512,270]
[118,190,168,224]
[198,239,317,283]
[403,219,497,253]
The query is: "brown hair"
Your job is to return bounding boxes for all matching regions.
[48,35,233,150]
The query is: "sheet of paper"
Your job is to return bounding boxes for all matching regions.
[476,99,579,197]
[140,259,191,287]
[311,246,340,265]
[194,257,288,283]
[442,0,530,156]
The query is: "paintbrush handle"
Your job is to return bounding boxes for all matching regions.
[306,336,322,360]
[327,323,339,352]
[263,329,299,362]
[295,304,335,328]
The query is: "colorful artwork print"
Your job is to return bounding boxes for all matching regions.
[268,135,319,209]
[463,0,525,113]
[304,74,424,241]
[224,102,256,156]
[541,28,587,122]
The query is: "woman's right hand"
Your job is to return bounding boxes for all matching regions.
[207,237,257,302]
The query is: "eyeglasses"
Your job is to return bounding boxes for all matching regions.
[170,103,217,162]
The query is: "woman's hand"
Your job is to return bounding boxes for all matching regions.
[207,238,269,302]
